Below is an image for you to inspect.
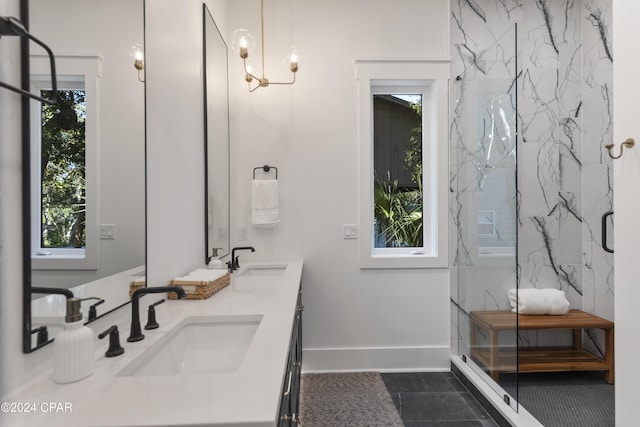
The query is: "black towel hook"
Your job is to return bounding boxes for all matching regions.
[253,165,278,179]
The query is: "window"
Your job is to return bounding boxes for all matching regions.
[477,210,496,236]
[373,93,423,249]
[34,83,86,256]
[475,174,516,258]
[30,56,99,270]
[357,60,449,269]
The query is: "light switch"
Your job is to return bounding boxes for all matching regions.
[100,224,115,240]
[343,224,358,239]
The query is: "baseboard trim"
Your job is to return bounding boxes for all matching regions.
[302,345,450,373]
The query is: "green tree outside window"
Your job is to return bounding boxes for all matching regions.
[40,89,86,249]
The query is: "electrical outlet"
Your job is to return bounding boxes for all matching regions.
[238,226,248,241]
[343,224,358,239]
[217,225,228,240]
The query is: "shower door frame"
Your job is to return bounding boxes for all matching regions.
[453,23,521,413]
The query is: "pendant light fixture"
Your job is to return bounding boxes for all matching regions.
[231,0,299,92]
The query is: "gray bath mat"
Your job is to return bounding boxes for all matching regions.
[299,372,404,426]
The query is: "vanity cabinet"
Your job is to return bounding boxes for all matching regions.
[279,286,303,426]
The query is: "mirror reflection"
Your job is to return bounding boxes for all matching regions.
[25,0,145,351]
[204,4,230,264]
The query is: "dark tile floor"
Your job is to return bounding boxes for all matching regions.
[381,372,499,426]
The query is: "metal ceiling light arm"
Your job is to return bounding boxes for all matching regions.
[233,0,299,92]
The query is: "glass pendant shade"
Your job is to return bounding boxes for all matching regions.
[284,47,300,72]
[231,29,256,57]
[243,61,258,82]
[130,43,144,70]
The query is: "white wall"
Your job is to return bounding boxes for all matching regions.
[145,0,207,286]
[145,0,231,287]
[225,0,452,371]
[146,0,453,371]
[613,2,640,424]
[145,0,454,371]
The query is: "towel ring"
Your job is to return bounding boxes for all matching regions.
[253,165,278,179]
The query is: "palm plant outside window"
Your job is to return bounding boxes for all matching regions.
[373,94,423,248]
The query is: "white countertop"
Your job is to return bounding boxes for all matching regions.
[2,261,303,427]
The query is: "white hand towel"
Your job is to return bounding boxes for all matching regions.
[175,268,227,282]
[507,288,570,315]
[251,179,280,227]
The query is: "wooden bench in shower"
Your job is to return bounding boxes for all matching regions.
[469,309,614,384]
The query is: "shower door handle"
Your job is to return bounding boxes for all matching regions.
[601,211,614,253]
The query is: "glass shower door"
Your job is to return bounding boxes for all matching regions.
[452,24,519,408]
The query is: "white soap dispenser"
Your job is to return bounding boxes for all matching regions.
[53,297,95,384]
[207,247,224,269]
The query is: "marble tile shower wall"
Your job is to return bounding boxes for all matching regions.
[450,0,613,355]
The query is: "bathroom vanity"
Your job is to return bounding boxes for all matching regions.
[1,261,303,427]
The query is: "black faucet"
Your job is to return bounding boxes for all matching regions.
[98,325,125,357]
[145,298,166,330]
[31,286,74,299]
[30,326,49,346]
[227,246,255,272]
[128,286,186,342]
[88,298,105,321]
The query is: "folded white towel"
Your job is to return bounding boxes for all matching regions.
[507,288,570,315]
[251,179,280,227]
[175,268,227,282]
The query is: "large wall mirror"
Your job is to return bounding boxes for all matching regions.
[203,4,230,264]
[23,0,145,352]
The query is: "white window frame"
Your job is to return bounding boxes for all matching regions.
[356,60,449,269]
[30,55,100,270]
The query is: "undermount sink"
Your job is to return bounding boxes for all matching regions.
[239,265,287,277]
[117,314,263,377]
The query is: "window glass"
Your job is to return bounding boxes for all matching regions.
[373,94,423,249]
[39,88,87,251]
[477,210,496,237]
